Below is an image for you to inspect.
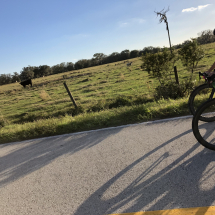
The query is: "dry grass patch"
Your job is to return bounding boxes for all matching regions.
[39,90,51,101]
[120,73,125,80]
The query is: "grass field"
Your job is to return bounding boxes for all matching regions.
[0,42,215,143]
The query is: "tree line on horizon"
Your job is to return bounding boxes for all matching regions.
[0,29,214,86]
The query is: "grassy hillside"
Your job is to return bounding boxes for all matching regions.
[0,42,215,143]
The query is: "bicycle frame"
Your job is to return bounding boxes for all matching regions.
[209,88,215,100]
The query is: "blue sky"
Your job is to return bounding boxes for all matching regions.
[0,0,214,75]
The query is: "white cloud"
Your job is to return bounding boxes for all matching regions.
[182,4,211,12]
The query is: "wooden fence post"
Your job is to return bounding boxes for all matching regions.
[174,66,179,85]
[63,82,78,109]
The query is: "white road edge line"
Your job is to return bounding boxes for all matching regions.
[6,114,194,145]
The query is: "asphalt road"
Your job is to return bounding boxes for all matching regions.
[0,116,215,215]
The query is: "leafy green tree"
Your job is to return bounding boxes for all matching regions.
[178,39,205,79]
[120,49,130,60]
[130,50,139,58]
[20,66,34,80]
[11,72,20,83]
[51,63,68,74]
[74,59,91,70]
[66,62,74,71]
[93,53,106,65]
[33,65,51,77]
[141,46,162,55]
[141,49,176,84]
[89,58,98,67]
[108,52,120,62]
[0,74,12,85]
[197,29,215,45]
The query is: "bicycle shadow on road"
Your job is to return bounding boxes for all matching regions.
[0,127,123,188]
[73,125,215,215]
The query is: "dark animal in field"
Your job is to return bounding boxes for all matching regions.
[20,79,32,88]
[127,62,132,66]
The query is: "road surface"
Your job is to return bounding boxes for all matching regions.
[0,116,215,215]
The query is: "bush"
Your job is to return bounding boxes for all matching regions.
[178,38,205,77]
[0,115,9,128]
[87,101,106,112]
[71,106,85,116]
[154,80,196,100]
[109,96,132,109]
[141,48,177,84]
[133,95,153,105]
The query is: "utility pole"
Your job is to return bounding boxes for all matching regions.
[155,8,179,84]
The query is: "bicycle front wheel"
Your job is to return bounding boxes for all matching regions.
[188,83,214,122]
[192,98,215,151]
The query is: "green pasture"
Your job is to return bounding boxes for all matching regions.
[0,42,215,143]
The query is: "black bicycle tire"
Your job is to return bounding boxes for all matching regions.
[188,83,214,122]
[192,98,215,151]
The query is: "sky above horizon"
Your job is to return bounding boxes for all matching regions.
[0,0,215,75]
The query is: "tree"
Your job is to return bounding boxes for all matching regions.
[11,72,20,83]
[130,50,139,58]
[93,53,106,65]
[33,65,51,78]
[108,52,120,62]
[51,63,68,74]
[141,49,176,84]
[141,46,162,55]
[197,29,215,44]
[20,66,34,80]
[120,49,130,60]
[74,59,91,70]
[0,74,12,85]
[66,62,74,71]
[178,38,205,79]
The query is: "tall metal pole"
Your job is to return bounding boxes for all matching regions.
[166,23,172,53]
[166,20,179,85]
[155,8,179,84]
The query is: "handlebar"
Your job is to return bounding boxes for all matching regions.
[199,72,215,83]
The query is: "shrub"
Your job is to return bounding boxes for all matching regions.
[154,80,196,100]
[141,48,176,84]
[0,115,9,128]
[178,38,205,78]
[109,96,132,109]
[87,101,106,112]
[133,95,153,105]
[71,106,84,116]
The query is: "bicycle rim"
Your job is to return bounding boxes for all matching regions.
[192,99,215,151]
[188,83,214,122]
